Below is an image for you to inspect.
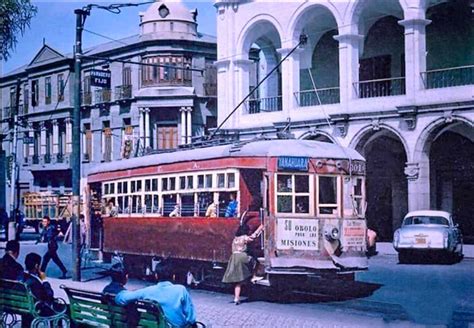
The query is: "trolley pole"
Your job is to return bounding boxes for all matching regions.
[72,9,87,281]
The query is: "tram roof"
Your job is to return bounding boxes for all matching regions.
[88,139,364,175]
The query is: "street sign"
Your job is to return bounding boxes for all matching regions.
[90,69,111,88]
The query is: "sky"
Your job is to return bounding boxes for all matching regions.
[1,0,217,76]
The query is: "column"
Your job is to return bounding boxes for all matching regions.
[277,46,302,114]
[399,12,431,99]
[233,59,252,119]
[40,122,47,156]
[214,60,231,127]
[52,120,59,155]
[405,161,430,211]
[180,107,186,145]
[186,107,192,144]
[139,108,145,148]
[65,118,72,153]
[144,108,150,148]
[334,31,363,103]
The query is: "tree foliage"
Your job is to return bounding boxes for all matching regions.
[0,0,37,60]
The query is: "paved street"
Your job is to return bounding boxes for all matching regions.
[2,230,474,327]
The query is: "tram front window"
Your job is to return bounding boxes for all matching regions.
[318,176,338,215]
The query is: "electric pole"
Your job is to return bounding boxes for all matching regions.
[72,8,88,281]
[8,79,21,241]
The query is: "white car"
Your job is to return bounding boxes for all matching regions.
[393,210,463,263]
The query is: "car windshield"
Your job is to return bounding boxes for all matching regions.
[403,216,449,226]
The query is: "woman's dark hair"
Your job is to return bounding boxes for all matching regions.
[235,224,250,237]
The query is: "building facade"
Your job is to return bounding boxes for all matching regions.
[214,0,473,242]
[0,1,217,213]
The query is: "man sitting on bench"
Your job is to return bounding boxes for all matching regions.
[23,252,66,316]
[115,263,196,328]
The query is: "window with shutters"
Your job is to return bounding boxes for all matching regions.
[45,77,52,104]
[156,125,178,150]
[83,123,92,162]
[57,74,65,102]
[32,80,39,107]
[141,55,192,87]
[102,121,112,162]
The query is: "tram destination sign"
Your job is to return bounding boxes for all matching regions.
[90,69,111,88]
[278,156,309,171]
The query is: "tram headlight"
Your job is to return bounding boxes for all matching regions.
[324,225,340,241]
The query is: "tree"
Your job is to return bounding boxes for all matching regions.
[0,0,37,60]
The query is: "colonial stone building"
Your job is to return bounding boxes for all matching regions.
[214,0,473,242]
[0,1,217,212]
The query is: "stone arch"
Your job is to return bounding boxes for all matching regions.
[347,0,408,35]
[350,124,410,161]
[236,16,283,112]
[351,124,409,241]
[286,3,341,104]
[237,15,283,56]
[414,116,474,242]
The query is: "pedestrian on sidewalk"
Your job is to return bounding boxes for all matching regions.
[222,223,263,305]
[115,263,197,328]
[0,240,24,280]
[37,216,68,279]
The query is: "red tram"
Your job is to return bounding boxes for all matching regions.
[87,139,368,287]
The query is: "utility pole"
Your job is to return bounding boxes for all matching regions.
[8,79,21,240]
[72,8,88,281]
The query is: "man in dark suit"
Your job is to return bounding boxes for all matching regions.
[38,216,68,279]
[0,240,24,280]
[23,252,54,305]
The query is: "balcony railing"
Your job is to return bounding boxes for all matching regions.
[421,65,474,89]
[295,87,340,107]
[44,153,51,164]
[82,92,92,106]
[245,96,282,114]
[32,155,39,165]
[354,77,406,98]
[95,89,112,104]
[56,153,64,163]
[114,85,132,100]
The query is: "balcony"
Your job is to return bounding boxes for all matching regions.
[114,85,132,100]
[245,96,282,114]
[295,87,340,107]
[95,89,112,104]
[354,77,406,98]
[82,92,92,106]
[421,65,474,89]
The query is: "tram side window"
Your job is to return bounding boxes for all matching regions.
[217,174,225,188]
[145,194,159,214]
[198,192,214,216]
[318,176,338,215]
[163,194,178,216]
[227,173,235,188]
[181,194,194,216]
[152,179,158,191]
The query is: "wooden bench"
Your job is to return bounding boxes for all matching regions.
[0,278,69,328]
[61,286,169,328]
